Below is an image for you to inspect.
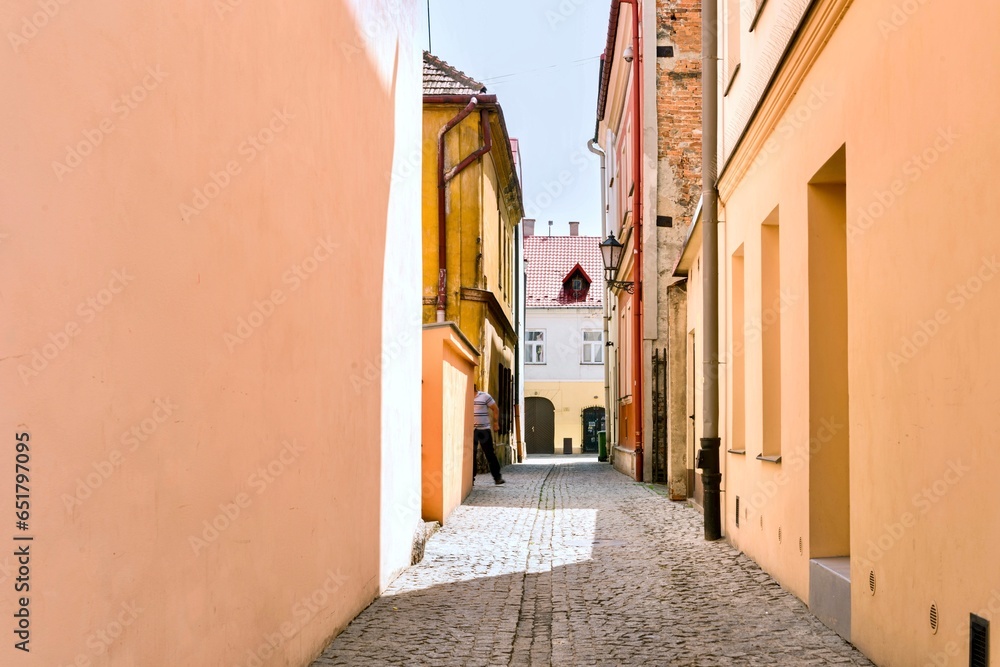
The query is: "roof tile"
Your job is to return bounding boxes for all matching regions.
[524,236,604,308]
[423,52,487,96]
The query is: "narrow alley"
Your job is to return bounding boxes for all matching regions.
[312,459,872,666]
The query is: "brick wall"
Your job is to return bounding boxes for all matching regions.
[655,0,702,225]
[652,0,701,494]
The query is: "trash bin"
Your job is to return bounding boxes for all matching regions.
[597,430,608,462]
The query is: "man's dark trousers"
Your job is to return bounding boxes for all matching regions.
[473,428,503,482]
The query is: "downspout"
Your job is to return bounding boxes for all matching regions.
[621,0,644,482]
[436,99,494,322]
[699,0,722,541]
[587,138,611,462]
[514,220,522,462]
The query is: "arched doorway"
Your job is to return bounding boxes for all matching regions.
[582,406,606,453]
[525,397,555,455]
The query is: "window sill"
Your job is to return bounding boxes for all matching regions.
[749,0,767,31]
[727,449,746,455]
[724,63,741,97]
[756,454,782,464]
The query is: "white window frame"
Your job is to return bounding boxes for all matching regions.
[582,330,604,364]
[526,329,546,365]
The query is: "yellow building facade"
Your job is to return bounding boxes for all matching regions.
[678,0,1000,664]
[422,53,523,466]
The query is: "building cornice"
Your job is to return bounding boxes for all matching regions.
[717,0,854,201]
[460,287,516,341]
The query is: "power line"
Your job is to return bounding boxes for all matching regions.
[480,55,600,84]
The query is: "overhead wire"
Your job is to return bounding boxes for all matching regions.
[480,55,601,85]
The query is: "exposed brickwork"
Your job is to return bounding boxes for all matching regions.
[650,0,702,490]
[656,0,702,219]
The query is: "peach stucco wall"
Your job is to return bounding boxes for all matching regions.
[1,2,420,666]
[421,323,477,524]
[713,0,1000,664]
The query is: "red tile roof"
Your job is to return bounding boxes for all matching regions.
[524,236,604,308]
[423,52,487,96]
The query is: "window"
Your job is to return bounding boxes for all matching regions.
[572,278,583,291]
[582,330,603,364]
[526,330,545,364]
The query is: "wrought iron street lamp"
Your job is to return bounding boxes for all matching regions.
[598,232,634,293]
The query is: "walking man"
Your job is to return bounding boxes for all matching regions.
[473,385,505,485]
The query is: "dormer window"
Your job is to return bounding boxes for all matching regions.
[562,263,592,303]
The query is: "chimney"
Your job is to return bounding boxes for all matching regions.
[569,221,580,236]
[523,219,535,237]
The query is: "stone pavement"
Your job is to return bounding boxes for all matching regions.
[311,457,873,666]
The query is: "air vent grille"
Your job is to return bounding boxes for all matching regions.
[929,603,938,634]
[868,570,876,595]
[970,614,988,667]
[735,497,740,528]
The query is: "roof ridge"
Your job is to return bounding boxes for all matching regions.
[423,51,486,94]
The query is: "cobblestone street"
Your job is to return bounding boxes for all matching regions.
[312,458,873,666]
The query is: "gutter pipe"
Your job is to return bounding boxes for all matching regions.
[435,98,494,322]
[587,138,611,462]
[699,0,722,541]
[620,0,644,482]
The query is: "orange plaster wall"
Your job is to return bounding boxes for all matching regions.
[0,2,417,665]
[422,325,477,524]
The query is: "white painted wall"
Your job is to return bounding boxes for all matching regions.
[524,308,605,382]
[374,0,423,591]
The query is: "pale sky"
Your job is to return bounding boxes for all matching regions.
[421,0,610,238]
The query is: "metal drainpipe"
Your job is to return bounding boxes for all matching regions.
[621,0,644,482]
[436,99,493,322]
[699,0,722,541]
[587,138,611,460]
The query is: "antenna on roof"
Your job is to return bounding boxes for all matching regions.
[426,0,432,53]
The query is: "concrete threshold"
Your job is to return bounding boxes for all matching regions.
[809,556,851,642]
